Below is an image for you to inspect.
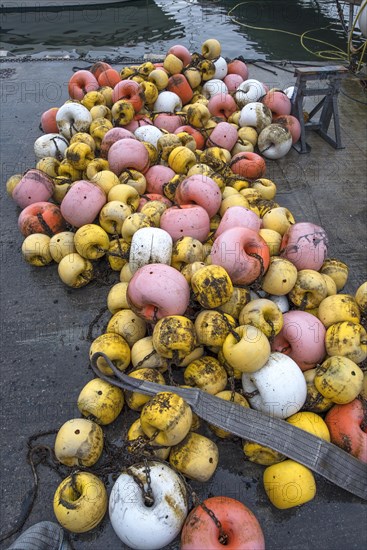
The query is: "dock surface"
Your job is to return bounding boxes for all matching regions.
[0,58,366,549]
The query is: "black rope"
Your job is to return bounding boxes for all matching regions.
[0,430,63,544]
[86,306,109,342]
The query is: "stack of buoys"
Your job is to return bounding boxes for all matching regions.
[6,38,367,549]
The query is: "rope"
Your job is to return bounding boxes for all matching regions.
[334,0,349,36]
[0,430,64,544]
[0,424,165,544]
[340,88,367,105]
[86,305,109,342]
[227,0,366,66]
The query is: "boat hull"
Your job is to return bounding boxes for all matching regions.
[1,0,136,11]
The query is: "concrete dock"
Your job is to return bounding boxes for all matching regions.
[0,57,366,549]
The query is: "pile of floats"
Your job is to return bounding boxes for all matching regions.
[6,38,367,550]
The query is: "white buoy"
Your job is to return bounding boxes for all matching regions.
[129,227,173,273]
[109,461,188,550]
[235,79,266,107]
[134,125,163,147]
[268,294,290,313]
[202,78,228,99]
[153,91,182,113]
[213,56,228,79]
[56,102,92,139]
[358,3,367,38]
[242,352,307,419]
[257,124,292,159]
[238,102,272,132]
[34,133,68,160]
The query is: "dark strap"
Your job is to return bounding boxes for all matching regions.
[91,352,367,501]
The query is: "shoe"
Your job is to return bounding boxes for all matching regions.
[7,521,72,550]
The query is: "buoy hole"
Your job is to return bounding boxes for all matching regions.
[75,429,80,434]
[97,390,103,395]
[219,534,229,546]
[83,196,87,199]
[351,371,355,376]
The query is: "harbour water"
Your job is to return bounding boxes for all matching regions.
[0,0,356,60]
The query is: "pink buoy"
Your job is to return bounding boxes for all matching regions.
[145,166,176,194]
[40,108,59,134]
[181,496,265,550]
[60,180,106,227]
[227,59,249,80]
[206,121,238,151]
[174,126,205,150]
[175,174,221,218]
[280,222,328,271]
[154,113,184,133]
[127,263,190,321]
[262,90,292,116]
[138,193,173,210]
[68,70,99,100]
[273,114,301,144]
[215,206,261,236]
[160,205,210,242]
[12,169,54,209]
[100,127,135,159]
[224,73,244,93]
[123,115,154,133]
[272,310,326,371]
[207,94,237,120]
[108,138,150,175]
[112,80,144,112]
[211,227,270,285]
[167,44,192,67]
[18,202,66,237]
[230,152,266,180]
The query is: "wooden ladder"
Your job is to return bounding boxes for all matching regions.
[291,65,349,153]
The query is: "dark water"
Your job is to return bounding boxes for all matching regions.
[0,0,354,60]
